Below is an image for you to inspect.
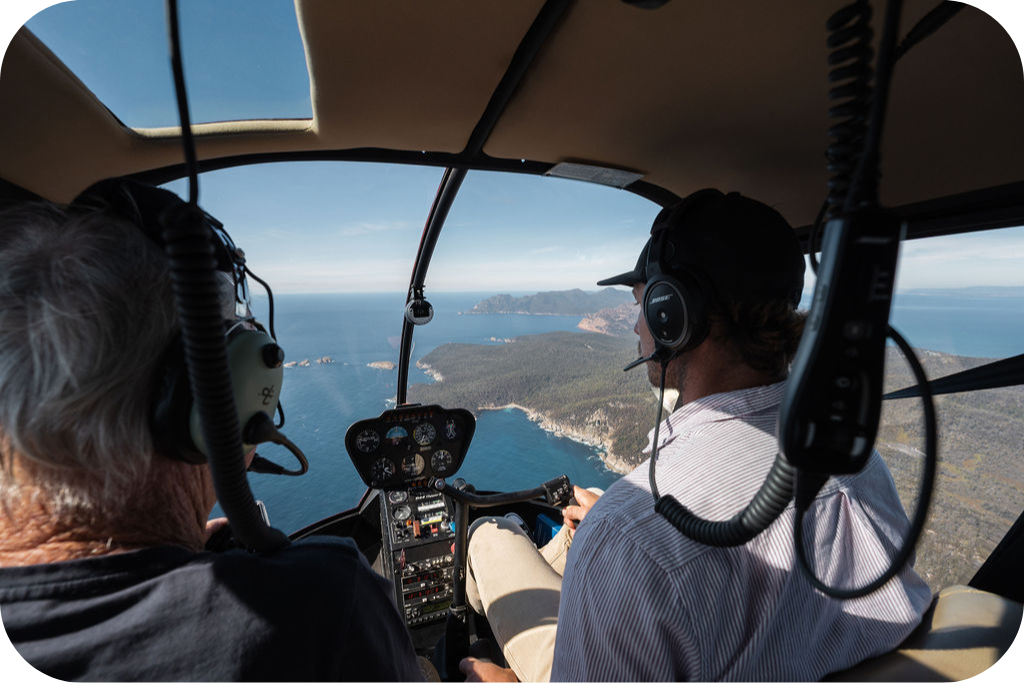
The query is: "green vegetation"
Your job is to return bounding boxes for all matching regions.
[465,288,633,315]
[407,332,656,470]
[410,332,1024,596]
[877,349,1024,592]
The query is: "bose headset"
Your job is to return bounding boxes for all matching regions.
[69,178,305,473]
[639,189,723,362]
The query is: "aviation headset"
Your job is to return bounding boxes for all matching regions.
[640,189,805,361]
[69,178,284,465]
[640,189,723,359]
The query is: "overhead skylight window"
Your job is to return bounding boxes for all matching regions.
[26,0,312,128]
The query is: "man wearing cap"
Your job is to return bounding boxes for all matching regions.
[461,189,930,682]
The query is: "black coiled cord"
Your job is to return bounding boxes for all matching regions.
[159,202,288,551]
[163,0,287,552]
[656,455,796,547]
[651,361,797,547]
[825,0,875,218]
[794,325,936,599]
[812,1,966,274]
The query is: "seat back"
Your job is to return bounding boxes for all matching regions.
[826,585,1023,682]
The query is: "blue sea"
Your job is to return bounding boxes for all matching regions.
[219,291,1024,532]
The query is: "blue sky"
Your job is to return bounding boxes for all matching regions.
[1,0,1024,296]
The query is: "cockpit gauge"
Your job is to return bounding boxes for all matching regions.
[355,428,381,453]
[389,490,409,504]
[393,505,412,522]
[372,458,396,483]
[386,426,408,445]
[413,422,437,446]
[431,450,454,475]
[345,405,475,490]
[401,453,425,477]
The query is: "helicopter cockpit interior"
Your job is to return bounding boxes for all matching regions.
[2,0,1024,680]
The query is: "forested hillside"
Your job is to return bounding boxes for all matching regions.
[464,288,632,315]
[877,349,1024,591]
[409,334,1024,594]
[408,332,656,471]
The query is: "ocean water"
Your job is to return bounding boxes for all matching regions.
[224,292,623,531]
[888,293,1024,359]
[222,291,1024,532]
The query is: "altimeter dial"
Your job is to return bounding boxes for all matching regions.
[431,449,454,475]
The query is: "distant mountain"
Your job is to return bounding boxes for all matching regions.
[464,288,633,315]
[902,286,1024,298]
[578,302,636,338]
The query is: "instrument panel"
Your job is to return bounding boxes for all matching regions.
[345,404,475,489]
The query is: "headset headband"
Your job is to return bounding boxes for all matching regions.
[70,177,253,314]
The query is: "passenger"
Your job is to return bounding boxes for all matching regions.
[461,189,932,682]
[0,191,423,681]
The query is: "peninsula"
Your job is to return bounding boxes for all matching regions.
[407,331,654,472]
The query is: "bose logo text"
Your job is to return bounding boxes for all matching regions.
[650,294,673,304]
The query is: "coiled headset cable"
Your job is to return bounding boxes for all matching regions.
[649,361,796,547]
[163,0,288,552]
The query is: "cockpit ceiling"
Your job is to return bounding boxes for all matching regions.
[1,0,1022,229]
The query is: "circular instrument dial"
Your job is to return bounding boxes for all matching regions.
[355,428,380,453]
[413,422,437,446]
[393,505,411,522]
[385,425,408,445]
[371,457,395,483]
[431,449,454,475]
[401,453,425,477]
[388,490,408,504]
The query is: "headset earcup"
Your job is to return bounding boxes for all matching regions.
[643,272,710,354]
[188,329,284,459]
[151,335,206,463]
[151,330,284,464]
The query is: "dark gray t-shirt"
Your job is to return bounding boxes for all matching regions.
[0,536,422,681]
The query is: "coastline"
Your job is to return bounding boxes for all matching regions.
[416,360,444,382]
[478,402,632,475]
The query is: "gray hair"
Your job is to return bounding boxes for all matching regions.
[0,201,180,513]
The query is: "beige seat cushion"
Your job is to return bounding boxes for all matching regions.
[826,585,1023,681]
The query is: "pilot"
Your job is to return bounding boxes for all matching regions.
[461,189,932,682]
[0,190,423,681]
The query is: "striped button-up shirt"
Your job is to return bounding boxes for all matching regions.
[552,381,932,681]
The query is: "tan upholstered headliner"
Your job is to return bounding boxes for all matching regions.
[1,0,1022,229]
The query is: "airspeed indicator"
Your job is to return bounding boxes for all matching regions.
[413,422,437,446]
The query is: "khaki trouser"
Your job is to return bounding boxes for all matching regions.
[465,518,574,682]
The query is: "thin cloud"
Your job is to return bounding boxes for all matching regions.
[337,221,411,237]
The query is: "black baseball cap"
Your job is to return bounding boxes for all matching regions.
[597,189,805,305]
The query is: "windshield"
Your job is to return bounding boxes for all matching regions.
[181,161,1024,596]
[176,162,660,531]
[834,226,1024,593]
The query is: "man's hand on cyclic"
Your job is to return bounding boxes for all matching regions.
[562,485,601,531]
[459,657,518,682]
